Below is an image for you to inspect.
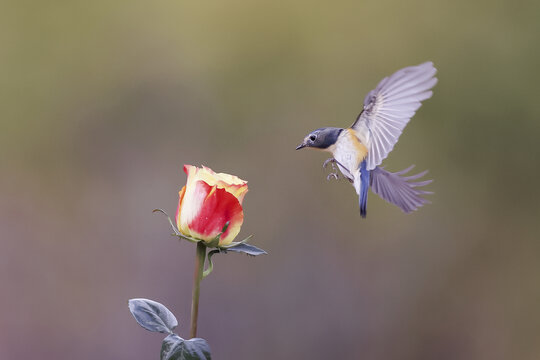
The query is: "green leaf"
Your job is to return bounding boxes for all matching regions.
[161,334,212,360]
[128,298,178,334]
[225,243,267,256]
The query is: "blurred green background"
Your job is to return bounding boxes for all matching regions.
[2,0,540,359]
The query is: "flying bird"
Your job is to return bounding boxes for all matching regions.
[296,62,437,217]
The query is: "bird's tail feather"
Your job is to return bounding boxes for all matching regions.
[358,160,370,218]
[370,165,432,213]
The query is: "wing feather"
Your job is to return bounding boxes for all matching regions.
[352,62,438,170]
[370,166,432,213]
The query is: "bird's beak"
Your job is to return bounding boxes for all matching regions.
[296,142,306,150]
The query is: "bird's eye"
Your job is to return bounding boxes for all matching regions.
[309,135,316,141]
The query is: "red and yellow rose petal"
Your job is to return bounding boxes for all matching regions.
[177,165,247,245]
[177,180,244,245]
[175,186,187,231]
[184,165,248,204]
[186,181,243,245]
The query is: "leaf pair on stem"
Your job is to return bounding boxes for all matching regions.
[128,298,211,360]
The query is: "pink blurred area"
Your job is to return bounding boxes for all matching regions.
[1,1,540,359]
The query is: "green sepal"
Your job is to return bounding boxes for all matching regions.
[205,222,230,248]
[205,237,220,248]
[221,234,253,249]
[153,209,181,236]
[201,235,266,278]
[202,249,221,279]
[176,234,203,244]
[153,208,202,244]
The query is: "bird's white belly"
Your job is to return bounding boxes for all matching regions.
[331,130,367,181]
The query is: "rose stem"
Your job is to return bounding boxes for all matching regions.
[190,241,206,338]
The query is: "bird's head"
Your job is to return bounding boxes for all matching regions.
[296,127,343,151]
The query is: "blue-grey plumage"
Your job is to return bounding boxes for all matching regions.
[295,127,343,151]
[359,160,369,218]
[296,62,437,216]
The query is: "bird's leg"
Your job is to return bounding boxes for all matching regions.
[323,158,341,181]
[322,158,335,169]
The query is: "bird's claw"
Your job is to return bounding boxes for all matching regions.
[327,173,339,181]
[323,158,341,181]
[322,158,335,169]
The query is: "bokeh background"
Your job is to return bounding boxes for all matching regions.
[2,1,540,359]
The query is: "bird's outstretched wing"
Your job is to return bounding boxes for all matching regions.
[370,165,432,213]
[351,62,437,170]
